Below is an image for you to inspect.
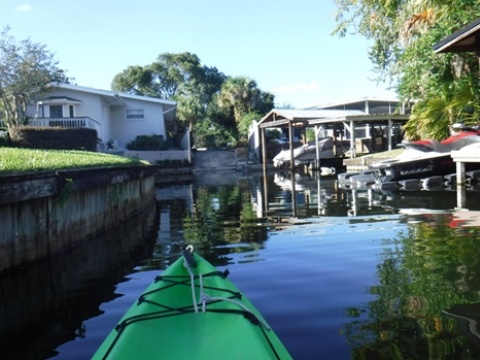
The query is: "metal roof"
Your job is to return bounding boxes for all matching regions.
[305,96,403,110]
[308,113,410,127]
[257,109,365,128]
[433,18,480,54]
[257,109,409,129]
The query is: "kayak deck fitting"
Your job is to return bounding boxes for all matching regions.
[93,246,292,359]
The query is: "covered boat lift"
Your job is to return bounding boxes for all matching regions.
[256,109,410,171]
[433,17,480,207]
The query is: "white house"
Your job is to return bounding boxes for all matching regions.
[28,83,177,151]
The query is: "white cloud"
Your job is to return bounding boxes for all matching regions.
[16,4,33,12]
[272,81,320,94]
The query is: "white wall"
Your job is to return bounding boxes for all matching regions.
[110,99,167,148]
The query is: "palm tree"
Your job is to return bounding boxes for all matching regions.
[175,90,204,132]
[404,79,480,140]
[218,76,260,123]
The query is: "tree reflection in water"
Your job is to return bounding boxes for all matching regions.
[343,215,480,359]
[182,183,269,266]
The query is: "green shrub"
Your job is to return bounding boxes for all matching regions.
[0,129,9,147]
[9,126,97,151]
[126,135,167,150]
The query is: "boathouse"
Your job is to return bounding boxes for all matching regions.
[252,98,411,169]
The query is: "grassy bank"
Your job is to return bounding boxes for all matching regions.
[0,148,148,175]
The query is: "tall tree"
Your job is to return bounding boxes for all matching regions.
[112,52,228,143]
[111,65,155,97]
[175,84,205,132]
[0,27,68,129]
[218,76,274,142]
[112,52,211,101]
[149,52,205,100]
[333,1,480,139]
[198,66,227,104]
[218,77,274,121]
[218,77,260,123]
[112,53,273,147]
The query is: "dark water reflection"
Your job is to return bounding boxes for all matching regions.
[3,170,480,359]
[0,198,158,359]
[345,217,480,359]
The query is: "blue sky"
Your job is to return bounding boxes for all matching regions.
[1,0,397,108]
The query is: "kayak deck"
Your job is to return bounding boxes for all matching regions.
[93,251,292,359]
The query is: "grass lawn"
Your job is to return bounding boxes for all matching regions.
[0,148,148,175]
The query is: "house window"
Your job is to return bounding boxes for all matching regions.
[126,109,144,121]
[69,105,74,118]
[50,105,63,118]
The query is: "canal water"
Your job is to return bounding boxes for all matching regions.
[3,170,480,359]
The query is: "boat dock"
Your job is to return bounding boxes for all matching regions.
[451,144,480,185]
[342,149,404,172]
[451,145,480,208]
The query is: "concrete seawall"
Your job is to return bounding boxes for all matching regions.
[0,166,156,273]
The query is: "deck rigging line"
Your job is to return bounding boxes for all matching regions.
[102,257,281,360]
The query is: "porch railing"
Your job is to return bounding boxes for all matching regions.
[29,117,101,135]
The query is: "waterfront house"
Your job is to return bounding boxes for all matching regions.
[28,83,177,152]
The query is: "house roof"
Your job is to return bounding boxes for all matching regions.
[51,83,177,123]
[433,18,480,54]
[38,96,82,105]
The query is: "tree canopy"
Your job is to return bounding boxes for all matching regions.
[0,27,69,129]
[112,52,274,147]
[334,0,480,139]
[218,76,274,142]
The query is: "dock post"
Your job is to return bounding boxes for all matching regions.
[455,161,467,209]
[456,161,466,185]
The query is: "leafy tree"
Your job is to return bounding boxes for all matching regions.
[333,1,480,139]
[218,76,260,123]
[148,52,205,100]
[112,53,273,147]
[237,111,261,143]
[111,65,155,97]
[193,94,238,148]
[112,52,206,100]
[218,76,274,143]
[112,52,229,145]
[174,66,227,133]
[0,27,68,129]
[175,85,205,132]
[197,65,227,104]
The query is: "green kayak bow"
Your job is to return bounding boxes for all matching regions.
[93,247,292,359]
